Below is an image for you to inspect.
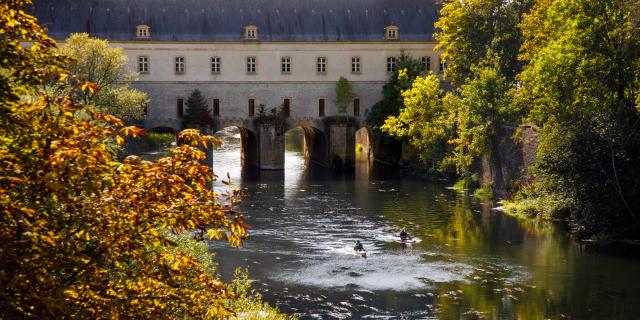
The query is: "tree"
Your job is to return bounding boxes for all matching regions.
[0,1,250,317]
[382,65,514,178]
[59,33,148,121]
[381,72,455,173]
[334,76,355,114]
[381,0,531,180]
[434,0,533,84]
[182,89,214,129]
[515,0,640,238]
[367,53,424,137]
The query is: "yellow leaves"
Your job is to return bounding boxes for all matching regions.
[119,126,145,138]
[101,114,124,126]
[80,81,100,95]
[208,229,223,240]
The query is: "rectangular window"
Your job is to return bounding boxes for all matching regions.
[248,98,255,117]
[213,99,220,117]
[281,57,291,74]
[138,56,149,74]
[247,57,256,74]
[422,56,431,72]
[387,57,396,73]
[211,57,221,74]
[439,57,447,72]
[317,57,326,73]
[175,56,185,74]
[177,98,184,117]
[247,29,256,39]
[283,98,291,117]
[353,98,360,117]
[351,57,361,73]
[387,29,398,39]
[318,98,325,117]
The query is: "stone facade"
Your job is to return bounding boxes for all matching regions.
[31,0,442,169]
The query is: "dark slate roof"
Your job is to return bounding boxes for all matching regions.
[29,0,439,42]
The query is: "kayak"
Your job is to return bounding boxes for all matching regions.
[400,237,413,244]
[353,249,367,258]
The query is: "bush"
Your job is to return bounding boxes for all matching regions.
[145,132,175,150]
[473,187,493,201]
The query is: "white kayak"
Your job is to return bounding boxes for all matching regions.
[400,237,413,244]
[353,249,367,258]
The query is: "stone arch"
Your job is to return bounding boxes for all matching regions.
[145,117,180,133]
[149,126,177,134]
[355,125,374,162]
[212,125,259,169]
[285,120,329,167]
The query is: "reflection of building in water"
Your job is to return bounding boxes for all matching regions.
[31,0,442,169]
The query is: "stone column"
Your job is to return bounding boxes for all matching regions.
[255,123,285,170]
[329,123,356,168]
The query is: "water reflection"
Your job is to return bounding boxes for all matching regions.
[143,127,640,319]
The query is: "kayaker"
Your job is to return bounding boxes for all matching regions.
[354,240,364,251]
[400,229,411,241]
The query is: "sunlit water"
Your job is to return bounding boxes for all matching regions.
[143,128,640,319]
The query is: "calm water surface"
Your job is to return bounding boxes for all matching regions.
[149,128,640,319]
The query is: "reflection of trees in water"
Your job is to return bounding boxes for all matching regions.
[373,188,604,319]
[285,127,304,152]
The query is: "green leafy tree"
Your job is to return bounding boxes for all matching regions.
[382,65,514,177]
[367,53,424,138]
[435,0,533,84]
[514,0,640,238]
[381,72,455,173]
[334,76,355,114]
[182,89,214,129]
[382,0,531,180]
[59,33,148,121]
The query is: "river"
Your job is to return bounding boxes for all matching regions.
[145,128,640,319]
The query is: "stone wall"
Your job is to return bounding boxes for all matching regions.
[137,81,382,131]
[475,125,539,195]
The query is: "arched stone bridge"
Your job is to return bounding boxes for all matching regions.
[145,115,373,170]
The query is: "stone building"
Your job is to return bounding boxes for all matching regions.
[30,0,441,169]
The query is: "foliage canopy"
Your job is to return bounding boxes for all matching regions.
[0,1,250,317]
[334,76,355,114]
[59,33,148,121]
[182,89,214,129]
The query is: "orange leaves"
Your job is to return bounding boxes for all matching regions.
[119,126,145,138]
[1,3,246,314]
[101,113,124,126]
[177,129,222,149]
[79,81,100,96]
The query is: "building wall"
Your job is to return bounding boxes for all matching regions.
[103,40,442,130]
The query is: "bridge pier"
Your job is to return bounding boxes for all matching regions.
[210,117,361,170]
[255,123,285,170]
[328,122,356,169]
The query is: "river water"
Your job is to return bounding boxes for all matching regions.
[146,128,640,319]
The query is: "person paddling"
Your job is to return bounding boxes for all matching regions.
[400,229,411,241]
[354,240,364,252]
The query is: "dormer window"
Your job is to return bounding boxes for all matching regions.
[244,25,258,40]
[385,25,399,40]
[136,25,150,39]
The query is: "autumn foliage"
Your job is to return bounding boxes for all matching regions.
[0,0,248,318]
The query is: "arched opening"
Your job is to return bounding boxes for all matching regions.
[285,125,329,168]
[149,126,177,134]
[355,126,373,163]
[211,126,258,180]
[355,126,375,181]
